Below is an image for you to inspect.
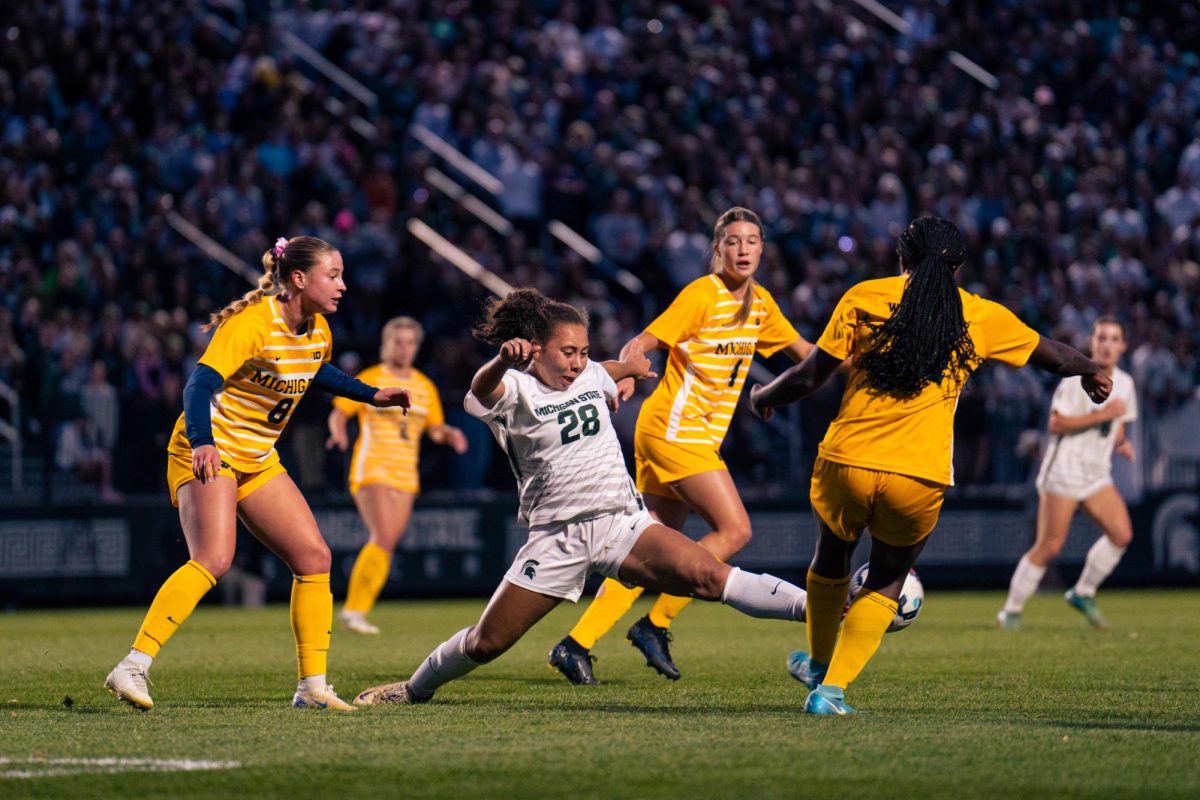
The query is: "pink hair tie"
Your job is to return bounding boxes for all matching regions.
[273,237,290,258]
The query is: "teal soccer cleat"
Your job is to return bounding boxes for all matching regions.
[804,685,856,716]
[997,610,1022,630]
[1064,589,1109,631]
[786,651,828,690]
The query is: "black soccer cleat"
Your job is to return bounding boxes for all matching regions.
[626,616,681,681]
[548,637,599,685]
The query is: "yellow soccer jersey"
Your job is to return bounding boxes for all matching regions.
[168,296,331,471]
[333,365,444,494]
[816,275,1040,485]
[638,274,799,446]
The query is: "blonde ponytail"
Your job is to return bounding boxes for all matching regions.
[200,236,336,332]
[201,252,280,332]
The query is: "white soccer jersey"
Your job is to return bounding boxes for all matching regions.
[465,360,643,528]
[1037,367,1137,488]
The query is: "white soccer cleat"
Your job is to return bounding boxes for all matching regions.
[104,658,154,710]
[292,683,357,712]
[339,611,380,635]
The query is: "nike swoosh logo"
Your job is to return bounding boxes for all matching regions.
[167,616,179,625]
[770,582,782,596]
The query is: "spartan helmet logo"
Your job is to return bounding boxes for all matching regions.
[521,559,539,580]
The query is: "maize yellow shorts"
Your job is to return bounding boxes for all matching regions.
[809,457,946,547]
[634,429,726,499]
[166,450,287,507]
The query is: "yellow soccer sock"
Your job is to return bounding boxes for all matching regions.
[291,573,333,679]
[343,542,392,615]
[568,579,643,649]
[806,570,851,666]
[823,591,898,690]
[132,560,217,657]
[648,593,693,629]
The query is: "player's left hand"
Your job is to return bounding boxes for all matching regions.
[445,426,469,455]
[1081,371,1113,404]
[374,386,412,414]
[749,384,773,421]
[1116,439,1136,461]
[621,349,657,382]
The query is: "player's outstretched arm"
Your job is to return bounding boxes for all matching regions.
[1026,337,1112,404]
[1047,399,1127,435]
[749,347,843,421]
[612,332,665,403]
[471,338,538,409]
[603,346,658,384]
[313,362,411,412]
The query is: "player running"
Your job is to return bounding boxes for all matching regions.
[328,316,468,635]
[103,236,410,712]
[353,288,808,707]
[550,207,814,685]
[999,316,1137,631]
[750,217,1111,715]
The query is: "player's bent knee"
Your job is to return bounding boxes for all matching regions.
[464,629,508,663]
[691,560,728,602]
[718,521,752,553]
[289,543,332,575]
[195,552,234,579]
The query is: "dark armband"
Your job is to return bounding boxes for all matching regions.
[183,364,225,449]
[313,362,379,405]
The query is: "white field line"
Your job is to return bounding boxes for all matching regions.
[0,756,241,779]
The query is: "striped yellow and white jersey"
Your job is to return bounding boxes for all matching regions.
[638,274,799,446]
[168,296,331,471]
[333,364,445,494]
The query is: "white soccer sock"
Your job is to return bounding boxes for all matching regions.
[720,567,807,622]
[298,674,327,691]
[1073,538,1127,597]
[1003,555,1046,614]
[409,627,480,697]
[126,649,153,669]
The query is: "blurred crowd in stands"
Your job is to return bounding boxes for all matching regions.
[1,0,1199,501]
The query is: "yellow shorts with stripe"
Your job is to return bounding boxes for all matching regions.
[166,450,287,508]
[634,429,726,499]
[350,479,419,497]
[809,457,946,547]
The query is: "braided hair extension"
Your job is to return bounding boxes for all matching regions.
[472,288,589,346]
[857,217,978,400]
[201,236,337,332]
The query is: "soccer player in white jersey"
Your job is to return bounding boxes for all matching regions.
[354,289,808,706]
[1000,316,1138,631]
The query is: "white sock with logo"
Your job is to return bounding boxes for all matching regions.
[720,567,807,621]
[1073,538,1127,597]
[409,627,479,697]
[1003,555,1046,614]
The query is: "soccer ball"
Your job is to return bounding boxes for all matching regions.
[847,564,924,633]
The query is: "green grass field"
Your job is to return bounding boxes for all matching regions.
[4,590,1199,799]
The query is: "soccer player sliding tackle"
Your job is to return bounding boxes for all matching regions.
[354,289,807,706]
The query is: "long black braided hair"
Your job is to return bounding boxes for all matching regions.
[857,217,978,400]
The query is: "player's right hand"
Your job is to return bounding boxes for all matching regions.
[500,338,539,366]
[326,431,349,451]
[192,444,222,483]
[749,384,774,421]
[1081,370,1113,404]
